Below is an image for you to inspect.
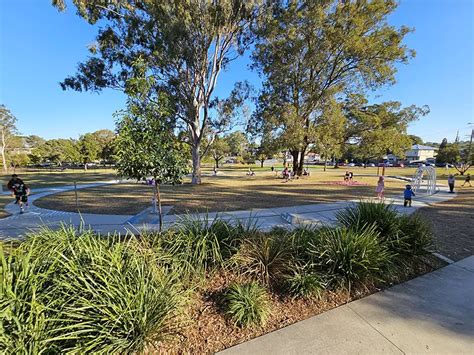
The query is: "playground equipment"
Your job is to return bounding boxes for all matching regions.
[411,166,437,195]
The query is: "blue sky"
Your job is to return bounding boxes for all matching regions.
[0,0,472,143]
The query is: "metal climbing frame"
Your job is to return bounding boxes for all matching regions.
[412,166,437,195]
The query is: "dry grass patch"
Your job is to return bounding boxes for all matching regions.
[34,168,409,215]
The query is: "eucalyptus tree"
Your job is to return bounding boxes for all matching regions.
[53,0,261,184]
[252,0,414,175]
[0,105,19,172]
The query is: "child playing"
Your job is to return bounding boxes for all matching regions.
[461,173,471,187]
[7,174,30,214]
[403,184,415,207]
[375,176,385,199]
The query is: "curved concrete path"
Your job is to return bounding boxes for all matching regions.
[0,181,134,240]
[0,180,458,241]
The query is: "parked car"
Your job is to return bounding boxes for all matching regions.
[367,163,376,167]
[348,163,355,167]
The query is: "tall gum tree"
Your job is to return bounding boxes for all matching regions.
[252,0,415,175]
[53,0,261,184]
[0,105,19,172]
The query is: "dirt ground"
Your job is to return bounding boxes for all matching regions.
[417,187,474,261]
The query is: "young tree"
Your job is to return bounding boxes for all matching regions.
[115,63,189,231]
[115,100,188,231]
[0,105,19,172]
[53,0,261,184]
[209,135,231,168]
[79,134,101,169]
[252,0,414,175]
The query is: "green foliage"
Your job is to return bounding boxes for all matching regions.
[225,282,270,328]
[79,132,101,164]
[115,63,188,185]
[436,139,461,164]
[397,214,434,258]
[208,135,231,168]
[251,0,417,173]
[347,100,429,161]
[312,226,393,291]
[30,138,80,165]
[53,0,260,184]
[285,270,325,299]
[235,233,294,285]
[337,202,401,239]
[336,201,435,266]
[0,228,185,354]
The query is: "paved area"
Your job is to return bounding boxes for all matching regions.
[0,182,457,240]
[220,256,474,355]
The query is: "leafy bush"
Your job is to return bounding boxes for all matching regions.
[285,269,325,299]
[336,201,435,264]
[225,282,270,327]
[312,226,394,291]
[336,201,400,240]
[397,213,434,257]
[1,228,185,354]
[235,233,294,285]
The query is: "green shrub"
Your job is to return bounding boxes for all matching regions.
[225,282,270,327]
[312,226,394,291]
[285,269,325,299]
[397,213,434,258]
[336,201,400,240]
[0,241,59,354]
[1,228,185,354]
[336,202,435,266]
[235,233,294,285]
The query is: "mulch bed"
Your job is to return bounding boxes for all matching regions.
[159,255,444,354]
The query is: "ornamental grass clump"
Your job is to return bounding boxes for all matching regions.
[312,225,394,291]
[225,282,270,328]
[285,269,326,299]
[234,233,294,286]
[397,213,434,258]
[1,227,186,354]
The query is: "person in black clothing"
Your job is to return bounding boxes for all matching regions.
[7,174,29,213]
[462,173,471,187]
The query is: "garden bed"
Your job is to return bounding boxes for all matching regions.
[1,201,443,354]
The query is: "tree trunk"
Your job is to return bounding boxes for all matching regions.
[191,143,202,184]
[290,150,299,174]
[1,148,6,173]
[214,158,220,169]
[157,183,163,232]
[324,159,327,172]
[260,159,264,168]
[297,148,306,176]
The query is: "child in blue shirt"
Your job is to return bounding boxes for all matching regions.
[403,184,415,207]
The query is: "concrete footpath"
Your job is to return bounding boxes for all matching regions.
[221,256,474,354]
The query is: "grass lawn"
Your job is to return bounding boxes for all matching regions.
[33,165,460,215]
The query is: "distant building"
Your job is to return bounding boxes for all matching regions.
[405,145,437,162]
